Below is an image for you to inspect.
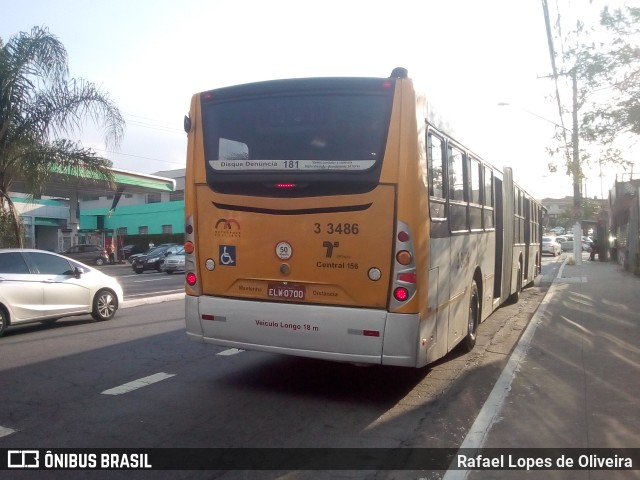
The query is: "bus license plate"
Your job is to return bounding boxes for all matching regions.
[267,284,306,300]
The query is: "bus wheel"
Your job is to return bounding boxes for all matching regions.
[461,281,479,352]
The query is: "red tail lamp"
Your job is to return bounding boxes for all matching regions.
[393,287,409,302]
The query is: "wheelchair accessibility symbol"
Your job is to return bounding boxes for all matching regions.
[219,245,236,266]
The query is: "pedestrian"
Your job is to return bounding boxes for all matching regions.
[589,239,599,261]
[107,243,115,264]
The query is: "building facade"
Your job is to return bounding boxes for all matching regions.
[609,178,640,274]
[77,169,185,250]
[5,169,178,251]
[10,195,71,251]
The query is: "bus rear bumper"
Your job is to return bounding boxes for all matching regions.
[185,295,420,367]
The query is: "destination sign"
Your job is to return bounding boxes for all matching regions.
[209,159,376,171]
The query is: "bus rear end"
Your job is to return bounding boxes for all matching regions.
[184,72,422,366]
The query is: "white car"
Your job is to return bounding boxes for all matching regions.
[542,236,561,256]
[0,249,124,337]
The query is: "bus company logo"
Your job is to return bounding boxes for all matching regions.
[215,218,241,238]
[323,241,339,258]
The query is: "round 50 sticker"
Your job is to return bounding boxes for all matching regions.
[275,241,292,260]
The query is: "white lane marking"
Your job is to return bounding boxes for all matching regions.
[442,259,566,480]
[101,372,176,395]
[121,293,185,309]
[125,289,184,298]
[217,349,244,356]
[121,273,165,278]
[132,278,176,283]
[0,426,16,438]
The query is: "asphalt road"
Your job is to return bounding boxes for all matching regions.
[96,263,185,300]
[0,256,565,480]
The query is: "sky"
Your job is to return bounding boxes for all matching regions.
[1,0,636,200]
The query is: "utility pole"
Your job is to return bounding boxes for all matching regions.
[571,69,581,213]
[541,0,583,263]
[571,69,583,264]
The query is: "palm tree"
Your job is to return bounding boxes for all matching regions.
[0,26,124,247]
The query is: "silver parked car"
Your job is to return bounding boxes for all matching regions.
[161,247,185,274]
[0,249,124,337]
[559,235,591,252]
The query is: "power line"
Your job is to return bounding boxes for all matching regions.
[126,120,184,134]
[123,112,180,126]
[122,112,184,134]
[541,0,571,137]
[82,111,186,168]
[93,147,184,167]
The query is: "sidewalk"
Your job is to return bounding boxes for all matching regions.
[463,253,640,479]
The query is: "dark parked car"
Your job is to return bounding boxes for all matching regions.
[128,243,177,264]
[119,244,145,260]
[60,244,109,266]
[131,244,181,273]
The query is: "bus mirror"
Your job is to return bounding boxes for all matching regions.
[184,115,192,134]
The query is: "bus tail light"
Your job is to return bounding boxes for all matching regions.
[393,287,409,302]
[184,214,199,292]
[397,272,417,284]
[390,220,417,308]
[396,250,412,265]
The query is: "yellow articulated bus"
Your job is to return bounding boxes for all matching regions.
[183,68,543,368]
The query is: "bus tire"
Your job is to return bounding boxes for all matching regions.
[461,281,479,352]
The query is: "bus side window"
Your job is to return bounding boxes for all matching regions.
[427,132,446,220]
[483,166,494,229]
[448,146,468,231]
[448,147,465,202]
[469,156,482,230]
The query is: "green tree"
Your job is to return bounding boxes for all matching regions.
[555,197,603,230]
[0,26,124,247]
[583,6,640,143]
[546,5,639,186]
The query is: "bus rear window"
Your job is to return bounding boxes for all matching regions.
[201,85,393,196]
